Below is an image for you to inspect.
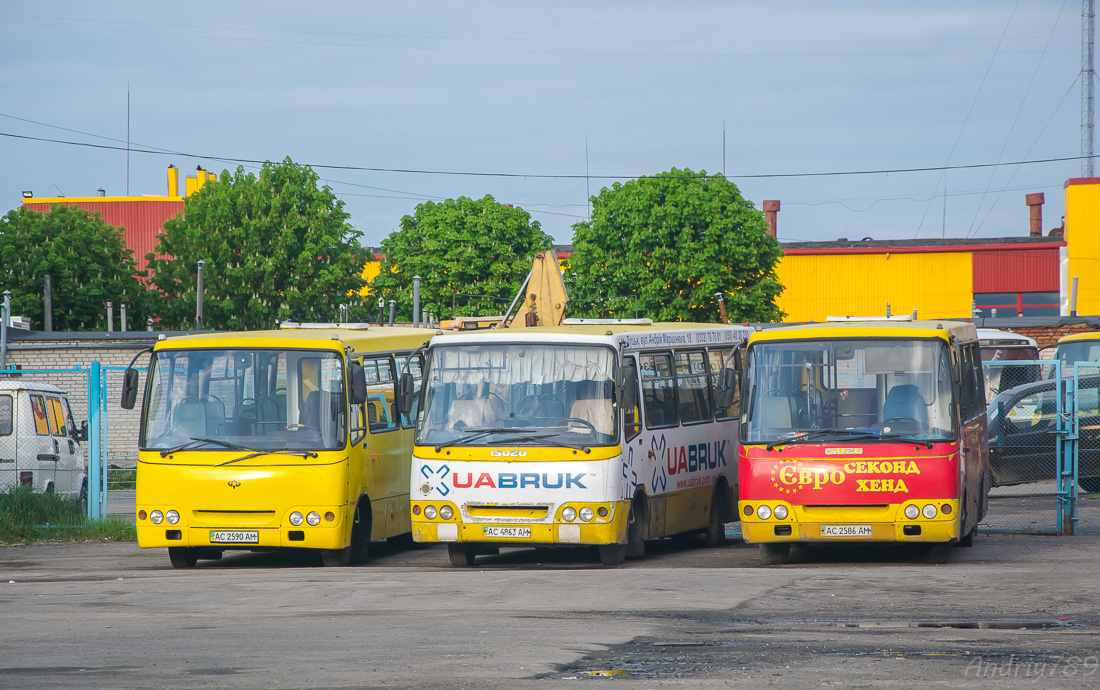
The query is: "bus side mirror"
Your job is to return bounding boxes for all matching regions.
[620,361,639,411]
[120,368,140,410]
[715,367,738,409]
[396,371,416,416]
[74,420,88,442]
[348,362,367,405]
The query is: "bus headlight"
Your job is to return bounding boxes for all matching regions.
[773,505,788,520]
[150,510,164,524]
[306,511,321,526]
[922,504,938,519]
[904,505,920,520]
[439,505,454,520]
[166,510,180,525]
[562,507,577,522]
[289,511,304,526]
[579,507,594,522]
[757,505,772,520]
[424,506,438,520]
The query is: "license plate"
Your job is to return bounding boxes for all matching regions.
[820,524,872,537]
[210,530,259,544]
[482,526,531,538]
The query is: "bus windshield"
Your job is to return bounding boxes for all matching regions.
[141,348,346,452]
[741,338,956,444]
[1058,340,1100,368]
[418,343,618,447]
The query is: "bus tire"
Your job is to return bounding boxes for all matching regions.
[321,546,352,567]
[351,498,371,564]
[448,543,476,567]
[922,543,952,564]
[759,543,789,566]
[704,483,728,547]
[625,496,646,560]
[168,547,198,569]
[957,492,976,548]
[598,544,626,566]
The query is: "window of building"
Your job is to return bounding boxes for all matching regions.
[974,291,1059,317]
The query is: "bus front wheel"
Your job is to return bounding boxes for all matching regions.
[321,546,352,567]
[625,497,646,560]
[168,547,198,569]
[598,544,626,566]
[759,543,790,566]
[448,543,477,567]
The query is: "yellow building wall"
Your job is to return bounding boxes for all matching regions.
[776,252,974,322]
[1065,180,1100,316]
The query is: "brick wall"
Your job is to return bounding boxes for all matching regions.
[1008,323,1100,350]
[1,336,156,468]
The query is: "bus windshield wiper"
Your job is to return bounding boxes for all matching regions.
[767,428,883,451]
[217,449,320,466]
[433,427,537,452]
[508,434,592,454]
[160,437,256,457]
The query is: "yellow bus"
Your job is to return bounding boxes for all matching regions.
[121,323,432,568]
[401,322,753,566]
[737,320,989,564]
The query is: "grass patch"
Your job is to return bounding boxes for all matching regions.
[107,468,137,491]
[0,487,136,544]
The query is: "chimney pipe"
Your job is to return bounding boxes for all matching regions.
[763,200,780,238]
[1026,192,1045,237]
[96,188,105,197]
[167,165,179,197]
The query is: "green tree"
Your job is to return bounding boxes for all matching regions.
[371,196,553,319]
[0,205,150,330]
[567,168,784,322]
[147,158,366,330]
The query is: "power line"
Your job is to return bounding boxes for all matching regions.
[0,130,1087,181]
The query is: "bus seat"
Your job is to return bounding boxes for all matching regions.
[883,385,928,424]
[760,393,796,428]
[174,401,207,438]
[570,380,613,434]
[299,391,321,429]
[448,399,494,429]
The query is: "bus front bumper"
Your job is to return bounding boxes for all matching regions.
[411,499,628,546]
[738,499,961,544]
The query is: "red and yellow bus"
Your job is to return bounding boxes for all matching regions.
[737,320,989,564]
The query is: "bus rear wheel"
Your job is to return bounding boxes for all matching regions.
[448,543,477,567]
[598,544,626,566]
[759,543,790,566]
[168,547,198,569]
[704,486,728,547]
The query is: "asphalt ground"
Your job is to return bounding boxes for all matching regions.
[3,531,1100,688]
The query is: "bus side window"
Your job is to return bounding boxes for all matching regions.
[623,357,641,441]
[708,348,739,421]
[675,350,711,424]
[0,395,11,436]
[640,353,677,429]
[397,355,424,428]
[363,357,398,433]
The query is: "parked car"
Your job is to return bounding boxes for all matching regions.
[0,381,88,508]
[978,328,1042,402]
[987,375,1100,493]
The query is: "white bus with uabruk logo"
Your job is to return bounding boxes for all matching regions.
[401,321,752,566]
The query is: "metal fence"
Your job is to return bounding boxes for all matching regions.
[980,359,1100,535]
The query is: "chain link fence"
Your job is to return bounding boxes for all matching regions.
[1069,363,1100,534]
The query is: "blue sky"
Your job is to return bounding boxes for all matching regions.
[0,1,1086,247]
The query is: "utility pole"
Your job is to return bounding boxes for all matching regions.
[1085,0,1096,177]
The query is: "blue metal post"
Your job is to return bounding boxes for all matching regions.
[88,362,102,520]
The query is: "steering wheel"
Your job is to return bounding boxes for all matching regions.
[565,417,597,433]
[285,423,318,432]
[882,416,921,427]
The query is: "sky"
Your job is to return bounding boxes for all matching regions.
[0,1,1088,247]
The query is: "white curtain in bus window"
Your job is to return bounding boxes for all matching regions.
[432,345,614,386]
[675,351,711,423]
[640,353,677,428]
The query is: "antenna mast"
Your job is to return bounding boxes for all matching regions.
[1084,0,1096,177]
